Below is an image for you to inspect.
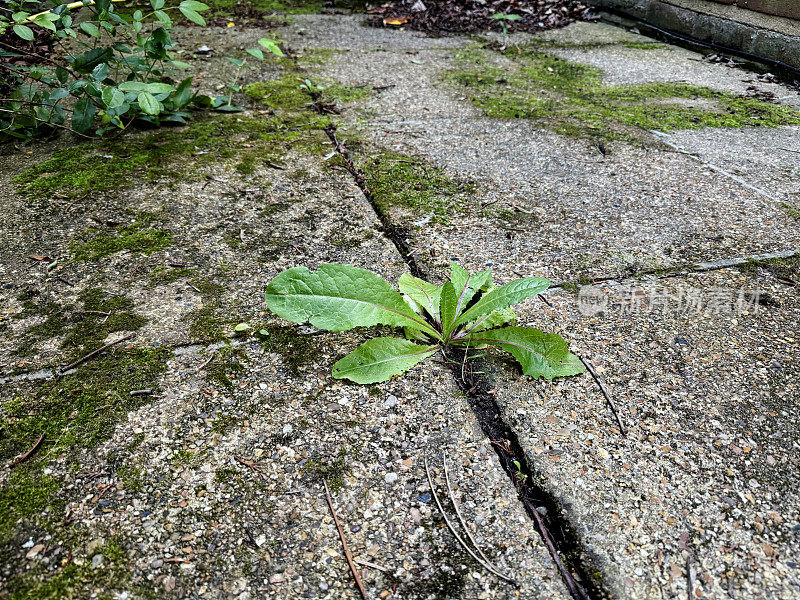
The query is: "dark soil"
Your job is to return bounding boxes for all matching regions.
[366,0,593,35]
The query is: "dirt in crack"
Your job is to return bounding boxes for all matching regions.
[326,126,607,600]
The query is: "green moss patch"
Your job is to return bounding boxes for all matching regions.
[782,202,800,220]
[447,45,800,142]
[148,266,197,286]
[15,289,147,360]
[358,151,471,222]
[301,447,350,492]
[255,325,322,374]
[738,255,800,284]
[14,107,330,199]
[0,347,170,544]
[5,537,138,600]
[71,212,173,261]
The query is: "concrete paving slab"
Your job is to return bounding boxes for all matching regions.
[538,23,800,109]
[0,38,568,599]
[294,20,800,282]
[486,266,800,599]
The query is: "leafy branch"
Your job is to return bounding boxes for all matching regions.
[264,263,585,384]
[0,0,284,141]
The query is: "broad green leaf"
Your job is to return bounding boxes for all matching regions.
[449,262,491,319]
[80,22,101,38]
[151,0,165,9]
[143,82,174,94]
[102,86,125,108]
[180,0,210,10]
[171,77,193,108]
[246,48,264,61]
[398,273,441,322]
[73,47,113,74]
[90,62,109,82]
[440,281,458,338]
[264,264,440,338]
[403,326,428,342]
[118,81,147,92]
[225,57,244,67]
[13,25,34,41]
[460,327,585,379]
[466,307,516,334]
[32,13,59,31]
[153,10,172,24]
[179,7,206,26]
[454,277,550,330]
[258,38,285,57]
[137,91,161,115]
[332,338,438,384]
[72,96,95,133]
[12,12,30,23]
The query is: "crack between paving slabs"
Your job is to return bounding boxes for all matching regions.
[545,248,800,292]
[325,123,607,600]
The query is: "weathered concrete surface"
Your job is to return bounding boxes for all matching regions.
[0,24,568,599]
[303,19,800,282]
[2,10,800,600]
[279,13,800,599]
[496,266,800,599]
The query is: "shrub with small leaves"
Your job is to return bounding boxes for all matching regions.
[264,263,585,384]
[0,0,283,140]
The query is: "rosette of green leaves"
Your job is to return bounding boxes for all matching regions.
[264,263,585,384]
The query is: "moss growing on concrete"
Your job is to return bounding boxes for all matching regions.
[322,82,371,104]
[0,347,170,551]
[0,348,170,464]
[148,266,197,286]
[782,202,800,220]
[71,212,173,261]
[447,45,800,142]
[15,289,147,360]
[14,108,330,199]
[358,151,471,222]
[60,289,147,358]
[300,447,349,492]
[255,325,322,374]
[738,255,800,284]
[5,537,139,600]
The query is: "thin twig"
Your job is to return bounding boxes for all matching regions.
[9,432,45,468]
[59,334,134,375]
[778,147,800,154]
[355,560,389,573]
[687,556,696,600]
[523,498,590,600]
[442,454,493,566]
[323,479,367,599]
[424,456,517,585]
[97,481,115,500]
[579,355,626,436]
[234,455,266,473]
[197,353,215,372]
